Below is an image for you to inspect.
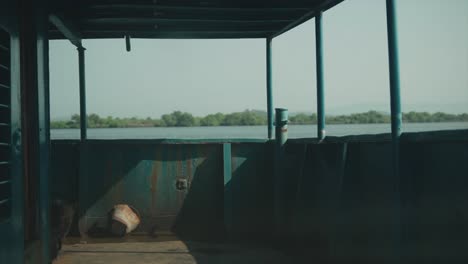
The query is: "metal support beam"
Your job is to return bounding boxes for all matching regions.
[386,0,402,262]
[83,18,294,25]
[89,5,313,12]
[50,30,274,40]
[271,0,344,38]
[266,38,274,139]
[38,4,51,263]
[77,46,88,240]
[49,13,83,48]
[87,5,310,23]
[315,12,325,140]
[78,47,87,141]
[386,0,402,140]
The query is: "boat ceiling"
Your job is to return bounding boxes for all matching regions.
[49,0,344,40]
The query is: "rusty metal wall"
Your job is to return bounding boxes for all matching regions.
[52,140,273,239]
[51,140,274,241]
[51,130,468,263]
[78,142,225,239]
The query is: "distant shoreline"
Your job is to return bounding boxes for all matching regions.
[51,110,468,129]
[50,121,468,130]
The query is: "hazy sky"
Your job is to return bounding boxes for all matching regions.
[49,0,468,119]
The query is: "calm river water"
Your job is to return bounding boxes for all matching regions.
[51,122,468,140]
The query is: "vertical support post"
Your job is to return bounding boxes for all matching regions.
[77,46,88,242]
[77,46,87,141]
[386,0,402,140]
[315,12,326,140]
[223,143,232,237]
[274,108,288,238]
[6,3,25,263]
[266,38,274,139]
[386,0,402,262]
[37,3,51,262]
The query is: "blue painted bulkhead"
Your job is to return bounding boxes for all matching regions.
[52,140,275,241]
[51,129,468,263]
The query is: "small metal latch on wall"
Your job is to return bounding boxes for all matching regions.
[175,178,188,191]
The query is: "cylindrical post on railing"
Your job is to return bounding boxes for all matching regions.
[275,108,288,147]
[274,108,288,238]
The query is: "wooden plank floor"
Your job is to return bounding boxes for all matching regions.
[53,236,295,264]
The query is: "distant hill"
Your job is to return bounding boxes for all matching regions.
[291,103,468,116]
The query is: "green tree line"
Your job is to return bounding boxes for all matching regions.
[50,110,468,129]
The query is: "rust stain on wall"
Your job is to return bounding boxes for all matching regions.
[150,157,159,217]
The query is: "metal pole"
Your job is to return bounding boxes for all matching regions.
[125,35,131,52]
[386,0,402,140]
[77,46,88,242]
[78,46,87,141]
[38,14,51,264]
[266,38,274,139]
[274,108,288,238]
[386,0,402,262]
[315,12,326,140]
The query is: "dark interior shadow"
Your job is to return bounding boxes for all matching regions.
[226,142,274,243]
[273,142,344,263]
[171,151,226,242]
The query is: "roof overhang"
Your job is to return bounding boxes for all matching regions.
[49,0,344,40]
